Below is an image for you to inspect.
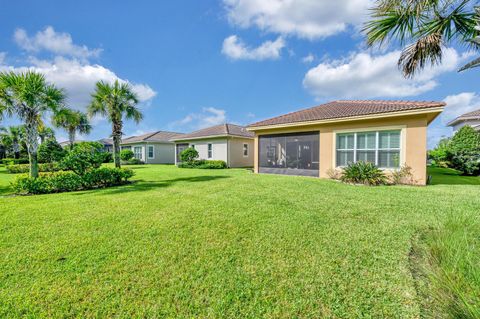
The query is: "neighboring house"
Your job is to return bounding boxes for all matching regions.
[98,138,113,153]
[121,131,184,164]
[247,100,445,185]
[447,109,480,132]
[172,123,254,167]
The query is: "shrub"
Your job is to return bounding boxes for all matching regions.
[1,158,29,165]
[179,147,198,164]
[11,168,135,194]
[6,163,60,174]
[428,137,451,168]
[38,139,66,163]
[102,152,113,163]
[326,168,342,180]
[390,164,417,185]
[120,149,134,161]
[121,158,145,165]
[178,159,227,169]
[340,161,387,186]
[448,126,480,175]
[60,142,105,176]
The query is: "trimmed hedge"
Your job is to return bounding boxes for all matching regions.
[1,158,29,165]
[121,158,145,165]
[178,160,227,169]
[11,168,135,195]
[6,163,61,174]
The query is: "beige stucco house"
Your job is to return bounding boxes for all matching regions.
[172,123,254,167]
[121,131,184,164]
[247,100,445,185]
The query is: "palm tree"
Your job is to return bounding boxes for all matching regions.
[0,126,22,158]
[53,108,92,149]
[364,0,478,77]
[0,71,65,177]
[38,125,55,144]
[88,80,142,168]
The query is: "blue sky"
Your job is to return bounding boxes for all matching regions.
[0,0,478,148]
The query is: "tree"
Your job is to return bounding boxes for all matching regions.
[0,71,65,177]
[61,142,105,176]
[87,80,142,168]
[180,147,199,164]
[38,138,66,163]
[120,149,134,161]
[53,108,92,149]
[364,0,478,77]
[0,126,22,158]
[448,125,480,175]
[38,125,55,144]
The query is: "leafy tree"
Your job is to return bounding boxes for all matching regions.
[0,71,65,177]
[364,0,478,77]
[53,108,91,149]
[87,80,142,168]
[120,149,134,161]
[448,126,480,175]
[180,147,199,164]
[38,139,66,163]
[428,137,452,167]
[61,142,105,176]
[0,126,22,158]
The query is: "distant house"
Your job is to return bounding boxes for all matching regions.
[447,109,480,132]
[172,123,254,167]
[121,131,184,164]
[98,138,113,153]
[247,100,445,185]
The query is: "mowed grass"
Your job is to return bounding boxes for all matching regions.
[0,165,479,318]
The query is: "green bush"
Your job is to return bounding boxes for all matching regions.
[340,161,387,186]
[11,167,135,194]
[178,160,227,169]
[179,147,198,164]
[6,163,60,174]
[102,152,113,163]
[121,158,145,165]
[38,139,66,163]
[60,142,105,175]
[1,158,29,165]
[120,149,134,161]
[428,137,451,168]
[448,126,480,175]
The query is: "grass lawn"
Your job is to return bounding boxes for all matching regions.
[0,165,479,318]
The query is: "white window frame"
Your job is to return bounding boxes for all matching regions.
[333,126,405,170]
[243,143,249,157]
[133,146,143,160]
[147,145,155,159]
[207,143,213,159]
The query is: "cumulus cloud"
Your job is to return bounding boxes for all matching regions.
[222,35,285,60]
[302,53,315,63]
[303,48,466,99]
[171,107,227,130]
[223,0,372,39]
[14,26,102,59]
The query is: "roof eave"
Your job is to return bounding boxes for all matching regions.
[172,134,254,142]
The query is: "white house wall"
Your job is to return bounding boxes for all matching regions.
[188,138,228,163]
[121,142,176,164]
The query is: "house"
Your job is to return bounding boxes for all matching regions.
[247,100,445,185]
[172,123,254,167]
[447,109,480,132]
[98,138,113,153]
[121,131,184,164]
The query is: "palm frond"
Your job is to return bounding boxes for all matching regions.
[399,32,443,77]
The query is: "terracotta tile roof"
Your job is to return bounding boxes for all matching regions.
[122,131,184,144]
[172,123,254,141]
[447,109,480,126]
[248,100,445,128]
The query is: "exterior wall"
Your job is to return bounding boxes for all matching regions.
[252,114,431,185]
[228,137,254,167]
[183,138,229,163]
[120,142,176,164]
[452,121,480,132]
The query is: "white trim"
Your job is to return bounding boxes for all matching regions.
[133,146,143,161]
[147,145,155,159]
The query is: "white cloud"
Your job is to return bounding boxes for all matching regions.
[303,48,465,99]
[0,52,6,64]
[223,0,372,39]
[442,92,480,124]
[302,53,315,63]
[222,35,285,60]
[171,107,227,130]
[14,26,101,59]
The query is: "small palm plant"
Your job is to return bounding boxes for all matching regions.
[53,108,92,149]
[88,80,142,168]
[0,71,65,177]
[340,161,387,186]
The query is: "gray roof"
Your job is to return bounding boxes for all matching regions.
[172,123,254,141]
[122,131,184,144]
[447,109,480,126]
[98,138,113,146]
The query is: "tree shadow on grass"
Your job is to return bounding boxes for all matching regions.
[428,167,480,186]
[73,175,231,196]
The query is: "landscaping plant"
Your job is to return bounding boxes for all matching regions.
[179,147,199,164]
[120,149,134,161]
[60,142,106,176]
[6,163,60,174]
[53,108,92,149]
[340,161,387,185]
[38,139,66,163]
[448,126,480,175]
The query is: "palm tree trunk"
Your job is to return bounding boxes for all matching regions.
[24,121,39,178]
[112,120,122,168]
[29,152,39,178]
[13,142,20,159]
[69,129,76,150]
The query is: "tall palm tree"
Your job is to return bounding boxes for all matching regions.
[0,71,65,177]
[364,0,478,77]
[53,108,92,149]
[38,124,55,144]
[0,126,22,158]
[88,80,142,168]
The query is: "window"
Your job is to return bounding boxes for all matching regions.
[336,130,401,168]
[147,145,154,159]
[207,143,212,158]
[133,146,142,160]
[243,143,249,156]
[121,146,131,150]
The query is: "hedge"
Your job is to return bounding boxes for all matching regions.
[178,160,227,169]
[11,168,135,195]
[1,158,29,165]
[6,163,61,174]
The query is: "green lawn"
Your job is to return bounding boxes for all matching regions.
[0,165,479,318]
